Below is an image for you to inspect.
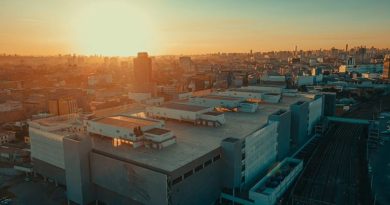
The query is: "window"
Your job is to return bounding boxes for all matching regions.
[213,154,221,162]
[184,170,193,179]
[204,159,212,167]
[195,164,203,172]
[172,176,182,185]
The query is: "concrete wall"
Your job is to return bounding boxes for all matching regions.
[308,97,323,135]
[221,138,243,188]
[323,93,336,117]
[90,152,168,205]
[63,135,95,205]
[290,101,309,150]
[32,158,66,185]
[268,110,291,161]
[171,160,223,205]
[244,122,278,186]
[29,127,65,169]
[95,185,143,205]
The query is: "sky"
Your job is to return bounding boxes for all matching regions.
[0,0,390,56]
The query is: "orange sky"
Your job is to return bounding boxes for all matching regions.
[1,0,390,56]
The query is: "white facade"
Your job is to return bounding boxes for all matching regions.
[87,117,163,141]
[29,127,66,169]
[244,122,278,185]
[28,114,83,169]
[308,97,323,135]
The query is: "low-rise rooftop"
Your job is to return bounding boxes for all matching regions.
[91,95,311,173]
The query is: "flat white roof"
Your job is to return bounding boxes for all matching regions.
[91,95,311,173]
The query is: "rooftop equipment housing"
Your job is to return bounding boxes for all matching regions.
[87,115,176,149]
[146,102,226,127]
[249,158,303,205]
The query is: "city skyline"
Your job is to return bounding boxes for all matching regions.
[1,0,390,56]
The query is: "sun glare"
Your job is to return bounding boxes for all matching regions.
[71,1,156,56]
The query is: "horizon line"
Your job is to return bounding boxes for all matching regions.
[1,45,389,58]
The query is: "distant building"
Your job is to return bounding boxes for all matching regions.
[133,52,153,92]
[346,56,356,66]
[133,53,152,81]
[49,98,78,116]
[0,101,22,112]
[179,56,194,72]
[288,57,301,64]
[260,75,286,87]
[0,80,23,89]
[309,58,317,67]
[339,63,383,73]
[383,55,390,79]
[0,130,16,145]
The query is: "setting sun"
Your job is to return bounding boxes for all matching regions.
[1,0,390,205]
[71,1,157,56]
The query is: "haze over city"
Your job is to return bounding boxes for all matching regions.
[1,0,390,56]
[1,1,390,205]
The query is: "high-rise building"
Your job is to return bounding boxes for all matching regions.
[133,52,152,84]
[383,55,390,79]
[133,52,153,93]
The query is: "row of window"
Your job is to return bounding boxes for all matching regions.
[241,141,246,184]
[1,135,12,140]
[171,154,221,186]
[1,139,11,144]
